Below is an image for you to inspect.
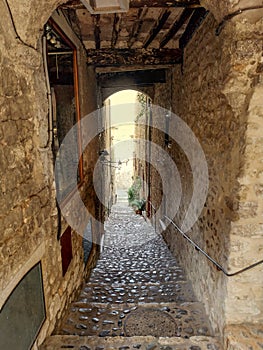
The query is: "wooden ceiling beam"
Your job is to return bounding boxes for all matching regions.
[130,0,201,8]
[179,7,208,49]
[86,48,182,66]
[98,69,167,88]
[60,0,201,10]
[143,9,171,49]
[111,13,122,48]
[128,7,148,48]
[93,14,101,49]
[160,8,194,48]
[96,64,174,73]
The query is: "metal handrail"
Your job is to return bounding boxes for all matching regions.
[163,215,263,277]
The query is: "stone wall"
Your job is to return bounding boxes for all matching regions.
[226,77,263,323]
[221,14,263,328]
[149,8,263,346]
[165,14,234,336]
[0,3,100,348]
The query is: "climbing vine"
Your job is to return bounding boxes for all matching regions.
[135,92,147,122]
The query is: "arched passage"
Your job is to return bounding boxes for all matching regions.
[100,89,151,211]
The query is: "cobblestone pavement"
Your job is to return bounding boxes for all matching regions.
[42,204,222,350]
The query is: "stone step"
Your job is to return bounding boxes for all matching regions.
[88,270,186,285]
[79,281,196,304]
[40,335,222,350]
[98,251,180,268]
[97,256,177,266]
[92,265,181,272]
[56,302,212,340]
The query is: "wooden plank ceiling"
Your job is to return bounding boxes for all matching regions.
[60,0,208,67]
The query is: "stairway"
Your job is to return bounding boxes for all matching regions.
[41,205,222,350]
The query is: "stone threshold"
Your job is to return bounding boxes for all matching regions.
[56,301,214,341]
[40,335,222,350]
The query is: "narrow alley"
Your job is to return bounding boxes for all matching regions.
[41,203,221,350]
[1,1,263,349]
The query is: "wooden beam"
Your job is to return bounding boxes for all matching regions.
[98,69,167,88]
[143,9,171,49]
[128,7,148,48]
[130,0,201,8]
[96,64,174,73]
[179,7,208,49]
[93,14,101,49]
[86,48,182,66]
[61,0,201,9]
[111,13,122,48]
[159,8,194,48]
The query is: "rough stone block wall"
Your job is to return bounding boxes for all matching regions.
[167,14,232,336]
[225,57,263,325]
[151,10,263,343]
[221,15,263,328]
[36,11,101,347]
[0,4,100,349]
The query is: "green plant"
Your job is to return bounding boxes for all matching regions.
[127,177,141,205]
[128,186,137,204]
[135,92,147,122]
[127,178,146,214]
[131,198,146,211]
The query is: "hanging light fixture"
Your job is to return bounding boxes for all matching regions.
[80,0,129,14]
[99,149,130,169]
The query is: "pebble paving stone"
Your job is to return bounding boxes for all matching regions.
[41,204,222,350]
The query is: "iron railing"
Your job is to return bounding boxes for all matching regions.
[163,215,263,277]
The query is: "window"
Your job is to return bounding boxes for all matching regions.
[0,263,46,350]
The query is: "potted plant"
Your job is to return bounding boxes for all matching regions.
[131,198,146,215]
